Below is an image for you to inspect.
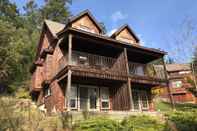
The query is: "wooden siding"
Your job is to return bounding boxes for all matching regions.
[44,80,65,113]
[115,28,138,45]
[31,66,44,91]
[110,83,131,110]
[71,15,100,34]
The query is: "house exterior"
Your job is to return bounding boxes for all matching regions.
[30,10,169,113]
[164,64,196,103]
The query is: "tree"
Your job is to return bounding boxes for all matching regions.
[0,0,72,94]
[40,0,71,23]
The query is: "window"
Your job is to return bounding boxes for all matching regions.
[119,36,134,44]
[44,87,51,97]
[100,88,110,109]
[135,65,144,76]
[78,56,88,65]
[69,85,78,109]
[171,81,182,88]
[79,25,95,33]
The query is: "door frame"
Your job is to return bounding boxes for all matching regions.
[132,89,149,111]
[78,85,99,111]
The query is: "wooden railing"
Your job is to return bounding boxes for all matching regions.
[57,50,126,75]
[71,51,116,70]
[128,62,165,80]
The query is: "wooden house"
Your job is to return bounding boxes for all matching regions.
[165,64,196,103]
[30,10,169,113]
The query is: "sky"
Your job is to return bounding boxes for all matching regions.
[11,0,197,63]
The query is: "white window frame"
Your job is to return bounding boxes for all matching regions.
[100,87,110,110]
[79,85,99,111]
[79,24,96,33]
[44,87,51,97]
[69,85,78,110]
[171,81,182,88]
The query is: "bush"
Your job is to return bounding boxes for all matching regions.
[166,110,197,131]
[74,117,121,131]
[121,115,165,131]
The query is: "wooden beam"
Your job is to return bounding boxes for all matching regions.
[162,57,175,109]
[124,48,134,110]
[68,34,72,65]
[66,33,73,111]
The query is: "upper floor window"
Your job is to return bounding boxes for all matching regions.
[179,71,191,74]
[44,87,51,97]
[171,81,182,88]
[79,25,95,33]
[119,36,134,44]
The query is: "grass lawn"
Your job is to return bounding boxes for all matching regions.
[155,99,197,112]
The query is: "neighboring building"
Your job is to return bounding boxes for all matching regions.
[30,10,168,113]
[165,64,196,103]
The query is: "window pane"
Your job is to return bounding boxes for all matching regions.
[101,88,109,100]
[70,99,76,108]
[89,88,97,109]
[70,85,77,99]
[102,101,109,108]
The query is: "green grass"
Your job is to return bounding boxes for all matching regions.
[155,99,197,112]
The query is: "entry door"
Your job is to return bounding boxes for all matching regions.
[80,87,88,110]
[88,88,98,110]
[139,91,149,110]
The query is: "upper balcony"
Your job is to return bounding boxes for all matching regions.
[57,30,166,84]
[58,34,127,81]
[126,47,166,85]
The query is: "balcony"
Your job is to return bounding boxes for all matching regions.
[128,62,166,85]
[57,50,127,81]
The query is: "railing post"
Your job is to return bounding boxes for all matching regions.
[162,57,175,109]
[66,33,72,111]
[124,48,134,111]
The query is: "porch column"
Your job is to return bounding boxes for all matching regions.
[66,33,72,111]
[124,48,134,110]
[162,57,175,109]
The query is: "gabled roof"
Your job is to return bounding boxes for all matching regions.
[111,24,140,43]
[44,19,65,38]
[67,10,103,33]
[166,64,191,72]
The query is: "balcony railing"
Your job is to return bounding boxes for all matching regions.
[57,51,125,75]
[128,62,165,80]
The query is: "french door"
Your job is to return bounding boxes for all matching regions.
[132,89,149,111]
[79,86,98,111]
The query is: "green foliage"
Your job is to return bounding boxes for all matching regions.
[74,117,121,131]
[121,115,165,131]
[155,100,197,112]
[0,0,71,94]
[166,110,197,131]
[40,0,71,23]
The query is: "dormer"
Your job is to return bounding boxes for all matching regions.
[111,25,140,45]
[69,10,103,34]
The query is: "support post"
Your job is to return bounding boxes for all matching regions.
[162,57,175,109]
[65,34,72,111]
[124,48,134,111]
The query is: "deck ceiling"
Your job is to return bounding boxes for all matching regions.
[59,28,165,62]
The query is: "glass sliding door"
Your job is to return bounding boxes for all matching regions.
[89,88,98,110]
[79,87,89,110]
[79,86,98,111]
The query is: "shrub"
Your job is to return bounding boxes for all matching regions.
[121,115,166,131]
[166,110,197,131]
[74,117,121,131]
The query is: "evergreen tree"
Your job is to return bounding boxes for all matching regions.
[40,0,71,23]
